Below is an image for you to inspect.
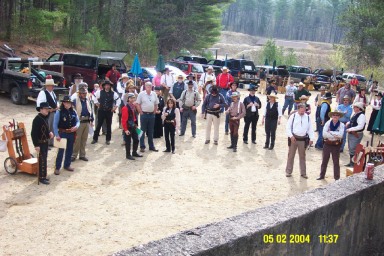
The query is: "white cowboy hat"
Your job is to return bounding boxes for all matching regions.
[121,73,129,79]
[352,102,365,110]
[45,79,55,86]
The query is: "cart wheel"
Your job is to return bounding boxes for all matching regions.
[4,157,17,175]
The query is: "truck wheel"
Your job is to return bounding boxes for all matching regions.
[10,86,23,105]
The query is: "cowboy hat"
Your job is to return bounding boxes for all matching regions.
[121,73,129,79]
[248,83,258,91]
[206,65,213,71]
[36,102,52,112]
[74,73,83,79]
[298,82,305,86]
[268,94,279,100]
[78,82,88,89]
[343,95,351,101]
[319,86,326,91]
[352,102,365,110]
[45,79,55,86]
[222,66,229,71]
[299,95,308,100]
[328,110,344,119]
[187,73,194,78]
[78,87,87,94]
[321,92,332,100]
[231,91,240,98]
[61,95,72,103]
[127,93,136,99]
[102,80,113,87]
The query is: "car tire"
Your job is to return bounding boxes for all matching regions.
[10,86,24,105]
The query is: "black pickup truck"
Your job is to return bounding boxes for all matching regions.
[0,57,68,105]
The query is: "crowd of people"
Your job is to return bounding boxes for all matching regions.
[31,66,381,185]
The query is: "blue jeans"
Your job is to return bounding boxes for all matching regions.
[315,121,324,148]
[180,109,196,136]
[282,97,294,114]
[56,132,75,170]
[140,113,155,149]
[341,123,347,151]
[219,88,228,112]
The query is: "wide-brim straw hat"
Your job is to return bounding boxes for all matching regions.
[328,110,344,119]
[352,102,365,110]
[267,94,278,100]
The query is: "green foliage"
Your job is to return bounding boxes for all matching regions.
[330,44,347,70]
[341,0,384,67]
[81,27,110,55]
[261,39,284,65]
[17,9,67,43]
[284,48,298,66]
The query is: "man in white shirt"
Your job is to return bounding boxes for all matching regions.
[199,66,216,100]
[344,102,366,167]
[116,73,130,128]
[69,73,83,96]
[285,103,315,178]
[136,82,160,152]
[36,78,58,146]
[160,67,174,102]
[282,80,297,115]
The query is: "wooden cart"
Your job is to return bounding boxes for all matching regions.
[2,122,38,175]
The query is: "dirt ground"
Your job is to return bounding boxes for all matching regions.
[0,90,374,255]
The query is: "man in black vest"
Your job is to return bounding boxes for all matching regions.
[315,92,332,149]
[242,84,262,144]
[36,77,58,147]
[91,80,121,145]
[345,102,366,167]
[261,95,282,150]
[31,102,54,184]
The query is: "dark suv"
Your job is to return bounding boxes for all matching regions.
[226,59,258,85]
[42,51,127,87]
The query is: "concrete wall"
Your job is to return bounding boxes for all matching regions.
[113,168,384,256]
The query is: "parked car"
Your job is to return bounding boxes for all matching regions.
[226,58,258,85]
[167,60,204,80]
[0,57,67,104]
[256,65,290,82]
[287,65,314,83]
[175,56,208,65]
[342,73,367,86]
[41,50,127,87]
[313,75,331,90]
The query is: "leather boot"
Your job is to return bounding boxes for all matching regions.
[233,136,238,152]
[227,135,234,149]
[345,155,354,167]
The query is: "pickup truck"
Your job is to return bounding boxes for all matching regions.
[0,57,68,105]
[287,66,314,83]
[226,58,258,85]
[41,51,127,87]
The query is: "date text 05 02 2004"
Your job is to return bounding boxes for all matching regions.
[262,234,339,244]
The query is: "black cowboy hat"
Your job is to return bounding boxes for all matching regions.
[187,80,194,85]
[61,95,72,103]
[248,83,258,91]
[321,92,332,100]
[102,80,113,87]
[74,73,83,79]
[187,73,194,78]
[36,102,52,112]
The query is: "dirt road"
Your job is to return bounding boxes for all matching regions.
[0,91,370,255]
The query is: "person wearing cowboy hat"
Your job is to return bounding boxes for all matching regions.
[116,73,130,128]
[367,91,383,133]
[285,103,315,179]
[336,82,356,105]
[199,65,216,99]
[266,80,278,99]
[258,68,267,95]
[314,86,327,132]
[31,102,54,184]
[353,86,369,109]
[293,82,311,110]
[216,66,234,102]
[261,94,282,150]
[160,67,175,102]
[315,92,332,149]
[170,74,186,109]
[154,86,165,138]
[121,93,142,160]
[179,80,202,138]
[317,110,345,180]
[53,96,80,175]
[299,95,311,115]
[337,95,353,152]
[344,101,366,167]
[69,73,84,96]
[91,80,121,145]
[242,83,262,144]
[226,91,245,152]
[224,82,240,135]
[71,87,94,162]
[185,73,198,91]
[36,76,58,147]
[202,85,227,145]
[282,80,297,115]
[105,63,121,92]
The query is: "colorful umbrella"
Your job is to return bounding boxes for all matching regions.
[131,53,142,85]
[264,58,269,65]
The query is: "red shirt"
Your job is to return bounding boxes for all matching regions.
[106,69,121,84]
[121,104,137,131]
[216,72,234,89]
[350,78,359,86]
